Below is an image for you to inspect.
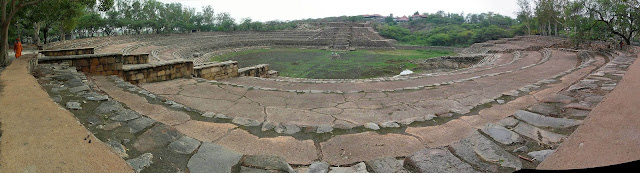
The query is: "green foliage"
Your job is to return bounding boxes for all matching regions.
[211,49,453,79]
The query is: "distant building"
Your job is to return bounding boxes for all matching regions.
[394,16,410,22]
[361,14,384,19]
[411,14,428,20]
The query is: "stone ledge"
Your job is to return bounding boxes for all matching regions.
[123,60,193,71]
[38,53,122,62]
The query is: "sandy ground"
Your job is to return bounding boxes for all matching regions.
[0,54,132,172]
[538,48,640,169]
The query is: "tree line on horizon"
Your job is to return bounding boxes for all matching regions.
[374,0,639,47]
[1,0,639,67]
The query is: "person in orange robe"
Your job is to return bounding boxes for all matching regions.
[13,38,22,58]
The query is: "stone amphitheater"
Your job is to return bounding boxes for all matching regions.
[15,22,639,172]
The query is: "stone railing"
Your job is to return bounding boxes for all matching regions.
[122,60,194,84]
[238,64,269,77]
[193,61,239,80]
[39,47,94,56]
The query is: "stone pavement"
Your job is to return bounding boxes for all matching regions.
[539,47,640,169]
[0,55,132,172]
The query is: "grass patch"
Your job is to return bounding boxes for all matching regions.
[211,48,453,79]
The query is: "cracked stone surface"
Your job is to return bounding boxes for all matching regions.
[187,142,243,173]
[514,110,582,128]
[321,132,423,165]
[450,131,522,170]
[404,148,478,173]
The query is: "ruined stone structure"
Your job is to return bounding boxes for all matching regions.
[28,25,640,173]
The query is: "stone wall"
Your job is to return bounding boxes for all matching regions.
[238,64,269,78]
[414,55,485,70]
[122,60,194,84]
[39,47,94,56]
[193,61,239,80]
[123,54,150,65]
[38,53,124,76]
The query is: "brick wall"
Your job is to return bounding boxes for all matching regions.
[123,54,150,65]
[238,64,270,78]
[122,60,194,84]
[193,61,239,80]
[39,47,94,56]
[38,53,124,76]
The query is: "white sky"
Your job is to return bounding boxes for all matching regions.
[156,0,520,22]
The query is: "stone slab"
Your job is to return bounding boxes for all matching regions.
[321,132,423,165]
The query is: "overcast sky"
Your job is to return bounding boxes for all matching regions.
[156,0,520,22]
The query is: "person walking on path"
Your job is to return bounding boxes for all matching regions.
[619,40,625,49]
[13,38,22,58]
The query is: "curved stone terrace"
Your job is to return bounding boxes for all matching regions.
[30,27,640,172]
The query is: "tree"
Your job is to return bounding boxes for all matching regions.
[1,0,43,66]
[586,0,640,45]
[517,0,533,35]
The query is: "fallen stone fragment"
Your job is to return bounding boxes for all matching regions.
[379,121,400,128]
[563,103,592,111]
[240,155,295,173]
[232,117,262,127]
[365,157,409,173]
[215,114,232,119]
[514,110,581,128]
[450,131,522,170]
[69,85,90,93]
[84,92,109,101]
[187,142,243,173]
[95,100,125,114]
[364,123,380,130]
[496,99,505,104]
[404,148,477,173]
[128,117,156,133]
[424,114,437,121]
[328,162,368,173]
[103,122,122,131]
[527,103,557,116]
[106,140,129,158]
[513,123,566,145]
[333,120,358,130]
[496,117,519,127]
[201,112,216,118]
[261,121,277,131]
[52,95,62,102]
[540,94,575,104]
[87,115,103,126]
[308,161,330,173]
[168,136,201,154]
[565,109,590,117]
[126,153,153,173]
[66,101,82,110]
[274,123,301,134]
[317,124,334,133]
[111,109,141,122]
[133,124,182,152]
[527,150,555,162]
[481,123,523,145]
[513,146,529,153]
[239,166,272,173]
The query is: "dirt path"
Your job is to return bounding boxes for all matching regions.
[538,49,640,169]
[0,55,132,172]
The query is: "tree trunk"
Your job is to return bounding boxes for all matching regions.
[59,22,65,41]
[1,21,10,67]
[34,22,40,45]
[43,26,49,44]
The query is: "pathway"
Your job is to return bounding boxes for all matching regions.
[0,55,132,172]
[539,48,640,169]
